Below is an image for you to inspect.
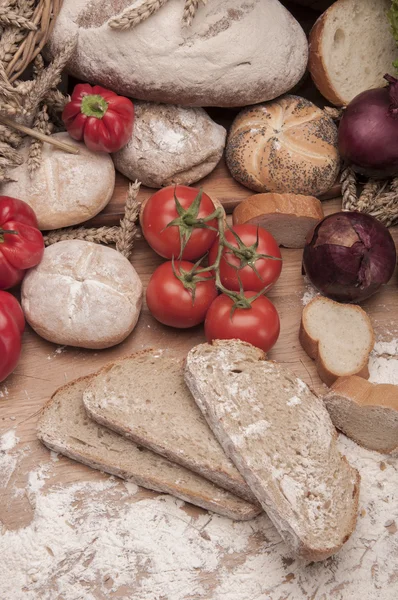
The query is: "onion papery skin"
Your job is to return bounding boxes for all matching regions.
[303,212,396,303]
[338,78,398,178]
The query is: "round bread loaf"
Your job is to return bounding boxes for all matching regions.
[1,133,115,230]
[21,241,143,349]
[226,95,340,196]
[112,102,226,188]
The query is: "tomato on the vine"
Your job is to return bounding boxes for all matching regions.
[146,260,218,329]
[208,224,282,293]
[204,291,280,352]
[140,185,219,260]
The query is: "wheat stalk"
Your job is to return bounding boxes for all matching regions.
[28,103,52,174]
[0,6,36,29]
[341,166,358,210]
[108,0,169,30]
[116,181,141,259]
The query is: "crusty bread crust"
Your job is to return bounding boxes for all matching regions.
[299,298,374,387]
[232,193,324,248]
[324,376,398,454]
[308,10,347,106]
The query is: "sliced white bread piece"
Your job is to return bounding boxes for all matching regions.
[83,350,257,504]
[309,0,397,106]
[232,193,324,248]
[324,376,398,454]
[184,340,360,562]
[300,297,375,386]
[36,374,262,521]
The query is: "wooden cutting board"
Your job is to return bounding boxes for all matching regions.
[1,160,398,597]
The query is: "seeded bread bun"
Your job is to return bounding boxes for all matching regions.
[226,95,340,197]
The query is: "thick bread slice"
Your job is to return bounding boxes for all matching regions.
[324,376,398,454]
[299,297,375,386]
[36,375,261,521]
[184,340,360,561]
[232,193,324,249]
[83,351,257,504]
[309,0,397,106]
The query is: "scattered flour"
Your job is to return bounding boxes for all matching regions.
[0,430,19,489]
[0,436,397,600]
[301,279,319,306]
[0,385,9,398]
[0,429,18,452]
[287,396,301,406]
[369,338,398,385]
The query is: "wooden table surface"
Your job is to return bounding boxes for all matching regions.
[1,158,398,599]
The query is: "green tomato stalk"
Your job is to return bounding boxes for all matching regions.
[180,205,281,313]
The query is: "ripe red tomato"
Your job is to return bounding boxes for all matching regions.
[208,224,282,293]
[140,185,219,260]
[146,261,218,328]
[204,291,280,352]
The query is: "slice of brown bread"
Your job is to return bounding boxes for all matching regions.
[324,376,398,454]
[184,340,360,561]
[299,297,375,386]
[83,350,257,504]
[36,374,262,521]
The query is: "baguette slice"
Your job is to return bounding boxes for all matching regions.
[300,297,374,386]
[309,0,397,106]
[324,376,398,454]
[83,351,257,504]
[232,193,324,248]
[37,374,261,521]
[184,340,360,561]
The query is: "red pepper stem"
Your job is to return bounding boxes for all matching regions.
[0,228,18,243]
[80,94,109,119]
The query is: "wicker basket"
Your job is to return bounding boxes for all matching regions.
[5,0,63,83]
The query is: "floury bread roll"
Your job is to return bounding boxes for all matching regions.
[1,133,115,230]
[22,241,143,349]
[226,96,340,196]
[112,102,226,188]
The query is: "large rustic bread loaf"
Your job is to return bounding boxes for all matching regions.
[1,133,115,230]
[22,241,143,349]
[232,193,324,248]
[299,297,375,386]
[46,0,308,107]
[226,96,339,196]
[37,374,261,520]
[112,102,226,188]
[83,350,258,504]
[324,376,398,455]
[309,0,397,106]
[184,340,360,561]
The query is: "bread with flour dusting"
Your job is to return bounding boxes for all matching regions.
[37,374,261,521]
[184,340,360,561]
[22,240,143,349]
[1,133,115,230]
[112,102,226,188]
[83,350,258,504]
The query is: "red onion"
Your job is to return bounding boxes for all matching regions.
[303,212,396,303]
[338,75,398,177]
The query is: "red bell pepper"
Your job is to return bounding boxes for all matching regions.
[62,83,135,153]
[0,196,44,290]
[0,291,24,383]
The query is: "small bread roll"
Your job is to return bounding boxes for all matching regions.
[226,95,340,196]
[22,241,143,349]
[1,133,115,230]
